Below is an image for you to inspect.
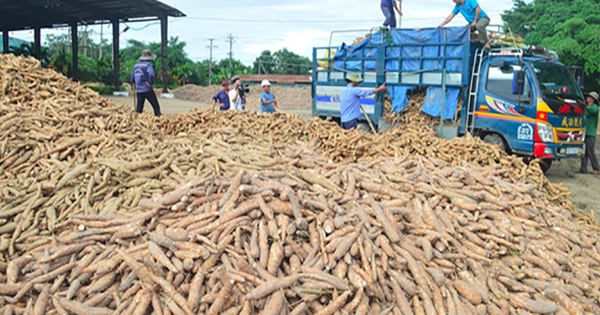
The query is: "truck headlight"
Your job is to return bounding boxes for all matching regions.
[537,123,555,143]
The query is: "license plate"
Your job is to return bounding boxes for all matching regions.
[566,147,579,155]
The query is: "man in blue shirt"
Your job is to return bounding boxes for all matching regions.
[131,49,161,116]
[438,0,491,49]
[381,0,402,29]
[339,73,387,130]
[260,79,278,114]
[212,80,231,111]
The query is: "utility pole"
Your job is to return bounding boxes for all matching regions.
[398,0,403,28]
[207,38,217,85]
[226,33,235,78]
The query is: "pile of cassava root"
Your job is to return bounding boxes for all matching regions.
[1,54,599,314]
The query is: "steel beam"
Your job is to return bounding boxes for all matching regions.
[160,15,168,93]
[112,18,120,91]
[71,22,78,81]
[2,30,8,54]
[34,27,41,60]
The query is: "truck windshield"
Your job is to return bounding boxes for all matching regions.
[532,62,584,102]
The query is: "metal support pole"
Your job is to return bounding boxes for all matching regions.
[71,22,78,81]
[2,30,9,54]
[440,69,447,136]
[34,27,42,60]
[112,19,120,91]
[160,15,168,93]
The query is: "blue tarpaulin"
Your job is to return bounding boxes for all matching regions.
[330,27,468,119]
[332,26,469,73]
[389,86,411,113]
[421,87,460,120]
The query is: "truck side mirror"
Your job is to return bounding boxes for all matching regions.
[512,70,525,95]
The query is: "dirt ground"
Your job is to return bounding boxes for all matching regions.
[105,95,312,117]
[106,95,600,219]
[545,157,600,219]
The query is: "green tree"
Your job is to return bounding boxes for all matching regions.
[253,50,277,74]
[252,49,311,75]
[274,48,312,75]
[10,43,51,67]
[503,0,600,91]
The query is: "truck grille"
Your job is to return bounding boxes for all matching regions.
[556,129,584,143]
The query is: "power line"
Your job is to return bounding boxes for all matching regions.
[186,16,443,23]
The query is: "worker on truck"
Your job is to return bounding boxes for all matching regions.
[438,0,491,49]
[578,92,600,174]
[381,0,402,29]
[339,73,387,130]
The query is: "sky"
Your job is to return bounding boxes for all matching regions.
[8,0,517,66]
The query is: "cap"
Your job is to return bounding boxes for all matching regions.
[221,80,229,86]
[588,91,599,103]
[261,79,271,87]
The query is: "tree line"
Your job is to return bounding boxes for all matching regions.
[503,0,600,91]
[8,31,312,90]
[9,2,598,92]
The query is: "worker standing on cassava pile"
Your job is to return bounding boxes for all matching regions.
[578,92,600,174]
[381,0,402,29]
[339,73,387,130]
[131,49,161,117]
[438,0,491,50]
[211,80,231,112]
[260,79,278,114]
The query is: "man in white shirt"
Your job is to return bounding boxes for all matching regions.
[228,77,244,110]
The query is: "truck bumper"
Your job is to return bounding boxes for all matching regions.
[534,142,584,159]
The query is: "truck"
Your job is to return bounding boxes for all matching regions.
[311,26,586,172]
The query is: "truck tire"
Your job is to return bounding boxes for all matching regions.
[538,159,553,173]
[482,133,508,153]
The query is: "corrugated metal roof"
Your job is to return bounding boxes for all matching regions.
[238,74,312,85]
[0,0,185,31]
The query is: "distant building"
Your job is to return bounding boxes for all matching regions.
[0,35,31,53]
[237,74,311,87]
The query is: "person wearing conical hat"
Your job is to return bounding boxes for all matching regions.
[131,49,161,116]
[579,91,600,174]
[339,73,387,130]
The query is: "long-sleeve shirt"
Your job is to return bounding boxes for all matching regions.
[585,102,599,136]
[130,61,155,94]
[340,84,374,123]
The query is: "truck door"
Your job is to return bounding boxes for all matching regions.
[480,63,536,153]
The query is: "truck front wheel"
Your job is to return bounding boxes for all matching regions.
[482,133,508,153]
[538,159,553,173]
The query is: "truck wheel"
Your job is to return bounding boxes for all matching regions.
[482,133,507,153]
[538,159,553,173]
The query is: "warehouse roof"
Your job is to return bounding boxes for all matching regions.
[238,74,312,85]
[0,0,185,31]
